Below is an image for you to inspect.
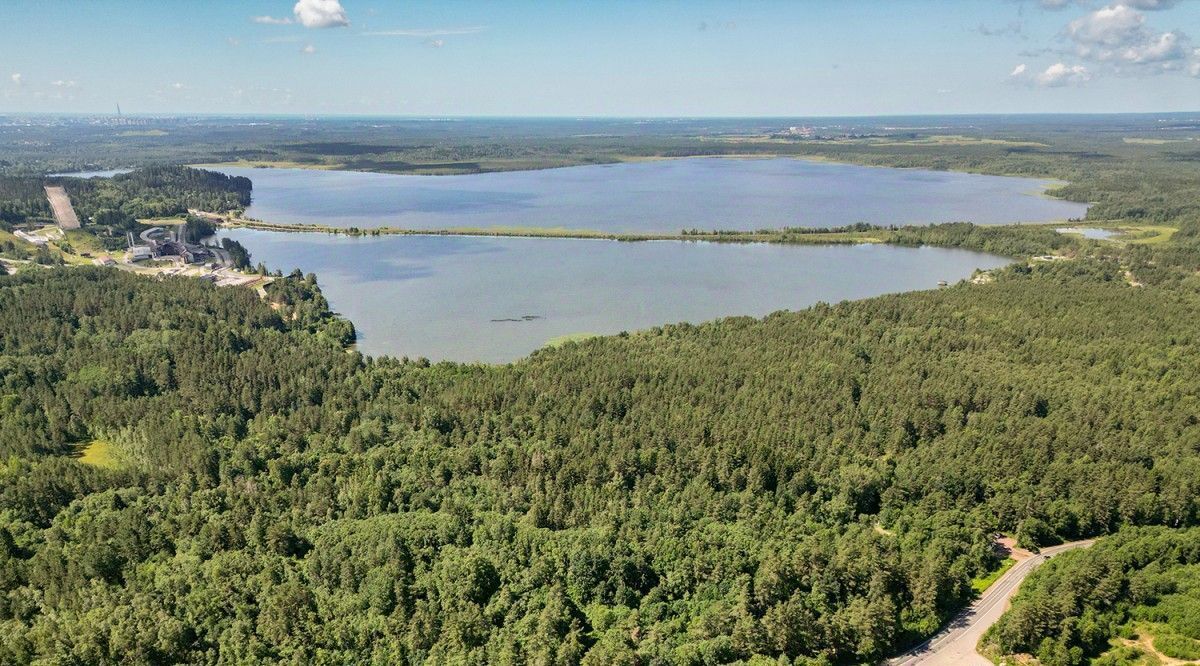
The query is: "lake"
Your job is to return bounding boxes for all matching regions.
[213,158,1088,233]
[1056,227,1117,240]
[52,169,133,179]
[217,229,1010,363]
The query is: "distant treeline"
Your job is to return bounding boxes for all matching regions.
[3,114,1199,223]
[682,222,885,236]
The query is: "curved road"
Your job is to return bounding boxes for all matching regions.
[887,539,1094,666]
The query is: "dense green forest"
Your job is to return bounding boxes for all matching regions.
[60,167,250,246]
[0,177,51,225]
[983,527,1200,666]
[0,234,1198,663]
[0,166,251,255]
[0,115,1198,663]
[0,167,249,233]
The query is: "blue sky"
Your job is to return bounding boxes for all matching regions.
[1,0,1198,116]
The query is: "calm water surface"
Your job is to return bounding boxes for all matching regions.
[52,169,132,179]
[214,159,1087,233]
[218,229,1010,363]
[1056,227,1117,240]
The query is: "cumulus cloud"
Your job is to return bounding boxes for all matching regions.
[1067,4,1145,48]
[1009,61,1092,86]
[293,0,349,29]
[1065,4,1197,73]
[427,39,445,48]
[301,44,317,55]
[252,15,293,25]
[1122,30,1190,63]
[10,73,21,86]
[1036,62,1092,85]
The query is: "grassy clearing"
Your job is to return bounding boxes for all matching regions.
[544,332,599,348]
[1119,225,1178,245]
[73,439,120,469]
[971,557,1016,594]
[62,229,109,254]
[1099,623,1200,666]
[0,229,25,246]
[1095,643,1164,665]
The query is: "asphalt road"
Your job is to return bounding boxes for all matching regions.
[886,539,1095,666]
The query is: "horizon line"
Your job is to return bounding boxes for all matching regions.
[2,110,1199,120]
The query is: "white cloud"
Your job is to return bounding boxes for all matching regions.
[10,73,21,86]
[51,80,77,88]
[1039,0,1076,9]
[1036,62,1092,86]
[428,39,445,48]
[1065,4,1196,73]
[1120,30,1190,63]
[1067,5,1145,48]
[1010,63,1028,76]
[301,44,317,55]
[363,26,486,37]
[226,37,241,47]
[252,15,293,25]
[293,0,349,29]
[170,82,185,90]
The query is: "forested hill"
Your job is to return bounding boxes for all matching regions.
[61,166,251,229]
[0,166,250,235]
[1,244,1197,663]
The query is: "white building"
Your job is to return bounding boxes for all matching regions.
[126,246,154,262]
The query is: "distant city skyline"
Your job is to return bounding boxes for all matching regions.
[2,0,1198,116]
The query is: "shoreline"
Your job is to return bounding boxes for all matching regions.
[194,152,1084,205]
[216,216,891,246]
